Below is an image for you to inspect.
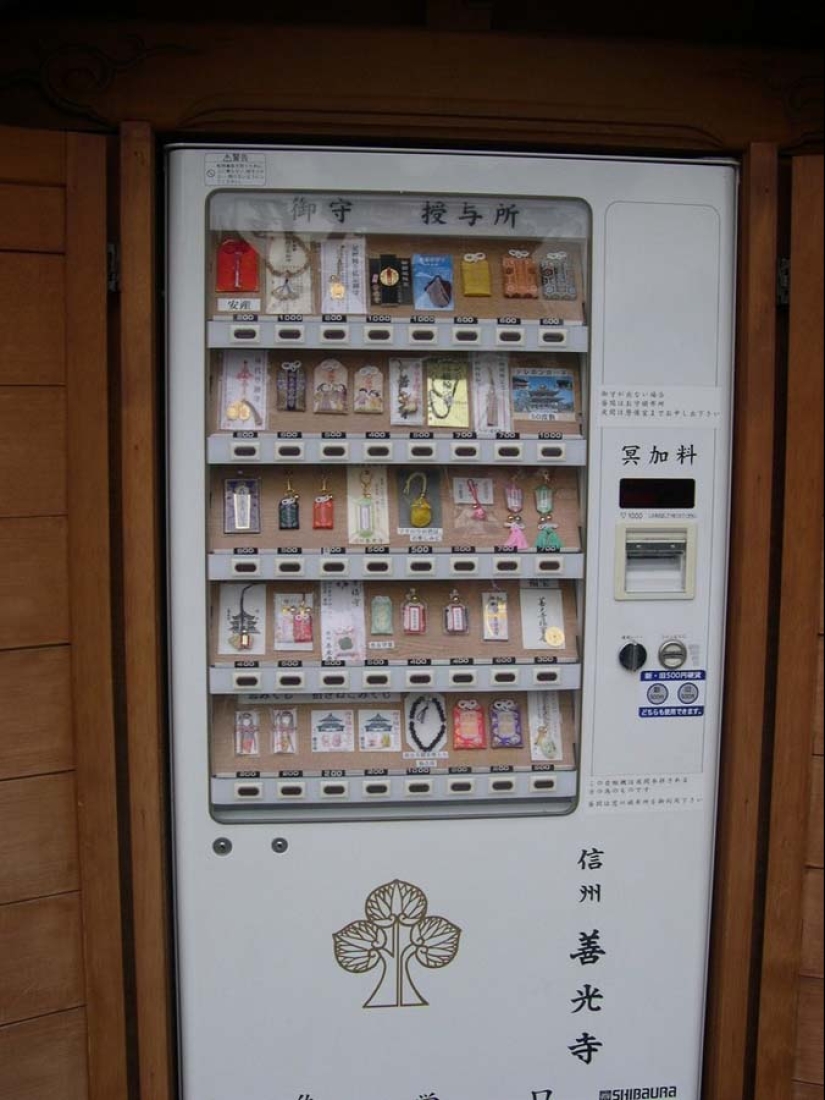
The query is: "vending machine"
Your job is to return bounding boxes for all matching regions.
[166,146,736,1100]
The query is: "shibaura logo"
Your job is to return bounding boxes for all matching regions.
[599,1089,678,1099]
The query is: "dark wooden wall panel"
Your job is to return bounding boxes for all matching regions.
[0,647,73,780]
[0,123,127,1100]
[0,773,79,904]
[0,126,65,185]
[808,753,824,867]
[801,869,824,978]
[795,976,825,1085]
[0,184,65,252]
[0,254,65,385]
[0,894,84,1025]
[0,1009,88,1100]
[0,388,66,516]
[0,517,69,649]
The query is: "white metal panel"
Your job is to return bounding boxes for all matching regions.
[167,145,736,1100]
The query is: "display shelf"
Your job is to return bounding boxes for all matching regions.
[208,548,585,582]
[207,431,587,466]
[207,316,589,354]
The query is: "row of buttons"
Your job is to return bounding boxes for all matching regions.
[232,774,557,800]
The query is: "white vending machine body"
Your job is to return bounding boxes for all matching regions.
[167,146,736,1100]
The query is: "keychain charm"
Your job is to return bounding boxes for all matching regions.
[277,361,306,413]
[482,590,509,641]
[216,237,259,293]
[504,513,529,550]
[313,475,334,530]
[466,478,487,521]
[234,710,260,756]
[313,359,348,415]
[353,365,384,414]
[452,699,487,750]
[490,699,523,748]
[279,472,300,530]
[370,595,394,636]
[356,469,376,540]
[402,589,427,635]
[443,589,469,634]
[271,708,298,754]
[505,473,524,514]
[540,250,577,300]
[223,477,261,535]
[502,249,539,299]
[404,471,432,529]
[290,597,314,644]
[460,252,491,297]
[534,470,563,551]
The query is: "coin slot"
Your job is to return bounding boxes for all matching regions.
[275,559,305,576]
[406,559,435,575]
[230,325,260,343]
[530,776,556,792]
[493,557,521,575]
[320,443,349,460]
[406,780,433,795]
[276,673,305,689]
[538,444,566,461]
[450,443,480,460]
[363,672,391,687]
[232,673,261,690]
[449,779,475,794]
[492,670,518,685]
[321,673,349,688]
[494,443,523,461]
[365,326,393,342]
[230,442,260,461]
[452,328,480,344]
[275,443,305,460]
[449,557,479,575]
[321,782,348,798]
[408,326,437,343]
[533,670,560,684]
[489,778,516,793]
[540,329,568,345]
[536,558,563,573]
[277,783,306,798]
[234,783,262,799]
[364,559,392,575]
[231,558,261,576]
[320,560,349,576]
[407,443,436,460]
[321,326,349,343]
[275,326,304,343]
[363,781,390,797]
[406,672,434,687]
[365,444,392,459]
[495,327,524,346]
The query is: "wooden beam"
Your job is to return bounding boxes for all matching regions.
[754,153,824,1100]
[703,143,779,1100]
[65,130,129,1100]
[119,119,175,1100]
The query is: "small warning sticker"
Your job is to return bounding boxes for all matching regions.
[205,152,267,187]
[638,669,706,717]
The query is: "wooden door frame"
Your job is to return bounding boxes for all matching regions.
[753,154,824,1100]
[117,129,789,1100]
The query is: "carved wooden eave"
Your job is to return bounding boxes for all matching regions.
[0,20,821,153]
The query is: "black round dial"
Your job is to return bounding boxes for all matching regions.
[619,642,648,671]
